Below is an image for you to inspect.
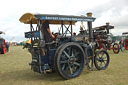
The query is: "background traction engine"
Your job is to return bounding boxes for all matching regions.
[0,31,6,54]
[122,32,128,50]
[93,23,120,54]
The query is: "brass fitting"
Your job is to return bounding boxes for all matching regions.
[86,12,92,17]
[106,22,110,25]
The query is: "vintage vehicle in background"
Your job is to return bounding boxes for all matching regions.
[122,32,128,50]
[19,13,110,79]
[23,39,31,48]
[0,31,6,54]
[92,23,120,54]
[111,36,124,51]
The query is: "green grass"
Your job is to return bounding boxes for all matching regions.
[0,46,128,85]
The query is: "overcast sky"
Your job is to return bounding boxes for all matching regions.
[0,0,128,42]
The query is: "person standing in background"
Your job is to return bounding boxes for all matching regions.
[6,42,10,52]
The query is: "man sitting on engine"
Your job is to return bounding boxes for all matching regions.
[41,20,55,43]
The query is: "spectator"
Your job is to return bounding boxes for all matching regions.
[6,42,10,52]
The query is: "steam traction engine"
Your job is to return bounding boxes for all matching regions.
[19,13,110,79]
[0,31,6,54]
[122,32,128,50]
[93,23,120,54]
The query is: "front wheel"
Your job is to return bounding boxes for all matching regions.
[55,42,85,79]
[113,43,120,54]
[94,50,109,70]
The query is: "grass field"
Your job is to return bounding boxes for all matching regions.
[0,46,128,85]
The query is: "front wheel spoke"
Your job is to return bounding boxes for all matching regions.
[103,61,106,65]
[97,61,100,65]
[103,56,107,59]
[97,60,100,63]
[63,51,70,58]
[96,58,100,61]
[103,60,108,61]
[101,53,105,58]
[100,62,102,68]
[74,62,80,66]
[98,54,101,58]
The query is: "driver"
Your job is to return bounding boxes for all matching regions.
[41,20,55,43]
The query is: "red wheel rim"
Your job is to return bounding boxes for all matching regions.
[113,44,118,53]
[124,40,128,50]
[3,40,6,54]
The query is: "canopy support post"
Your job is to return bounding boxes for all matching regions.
[61,21,63,34]
[70,21,73,36]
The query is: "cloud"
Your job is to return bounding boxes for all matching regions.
[77,0,128,35]
[0,0,128,41]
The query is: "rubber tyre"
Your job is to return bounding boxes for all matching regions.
[54,44,65,73]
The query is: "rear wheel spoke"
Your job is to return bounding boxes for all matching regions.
[65,66,69,72]
[74,62,80,66]
[62,64,66,70]
[69,66,73,74]
[74,52,79,56]
[68,47,71,56]
[63,51,70,58]
[60,60,68,64]
[72,64,76,71]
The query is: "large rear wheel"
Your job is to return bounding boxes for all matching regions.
[55,42,85,79]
